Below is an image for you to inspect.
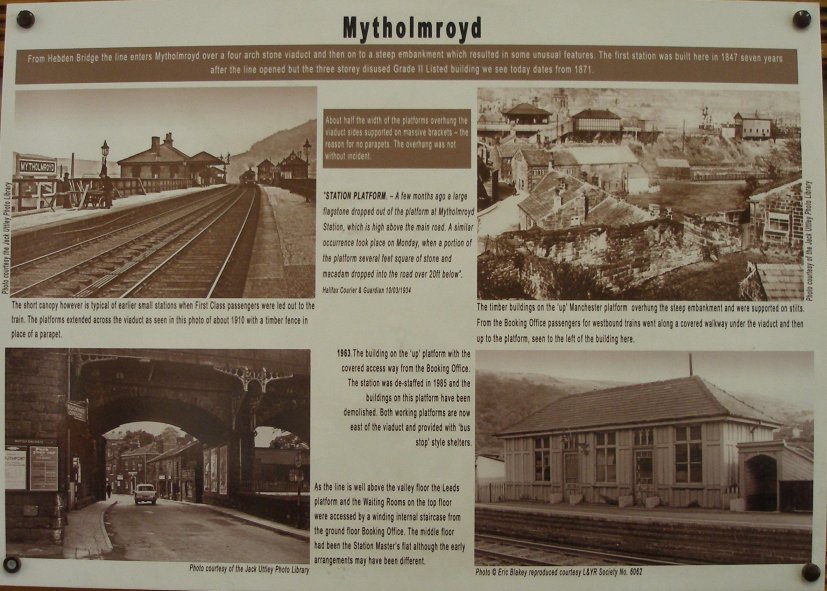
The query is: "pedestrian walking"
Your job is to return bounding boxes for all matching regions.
[105,483,112,499]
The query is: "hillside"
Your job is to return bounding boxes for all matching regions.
[475,372,622,455]
[228,119,316,182]
[476,371,814,456]
[634,135,800,171]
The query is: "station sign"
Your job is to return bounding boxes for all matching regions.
[16,156,57,177]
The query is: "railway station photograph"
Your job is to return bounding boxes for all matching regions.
[475,350,814,565]
[476,87,803,301]
[9,87,316,298]
[5,348,311,562]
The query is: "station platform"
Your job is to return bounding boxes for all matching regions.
[477,500,812,530]
[243,186,314,298]
[11,185,215,237]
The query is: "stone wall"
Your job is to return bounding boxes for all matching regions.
[489,217,740,297]
[5,349,70,545]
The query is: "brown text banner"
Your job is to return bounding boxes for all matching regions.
[323,109,471,169]
[16,45,797,84]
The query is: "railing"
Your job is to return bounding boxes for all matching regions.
[476,481,554,503]
[136,178,193,193]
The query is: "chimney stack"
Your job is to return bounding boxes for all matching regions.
[164,132,173,146]
[151,136,160,153]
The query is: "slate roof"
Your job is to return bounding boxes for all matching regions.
[516,148,552,167]
[497,376,781,436]
[552,145,638,166]
[505,102,552,117]
[121,442,159,458]
[755,263,804,301]
[188,151,223,165]
[585,196,650,226]
[572,108,621,120]
[147,441,199,463]
[118,143,190,165]
[494,142,533,159]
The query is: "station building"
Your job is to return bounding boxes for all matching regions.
[495,376,812,512]
[117,133,223,185]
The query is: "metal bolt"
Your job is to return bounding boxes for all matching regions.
[3,556,21,574]
[802,563,821,582]
[792,10,811,29]
[16,10,35,29]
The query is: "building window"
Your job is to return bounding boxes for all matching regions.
[675,425,703,483]
[534,436,550,481]
[595,432,616,482]
[634,428,654,446]
[562,433,584,450]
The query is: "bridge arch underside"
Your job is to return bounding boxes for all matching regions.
[78,357,239,446]
[255,375,310,443]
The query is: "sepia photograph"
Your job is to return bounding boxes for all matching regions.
[475,350,814,565]
[10,87,316,298]
[5,348,310,563]
[476,88,803,301]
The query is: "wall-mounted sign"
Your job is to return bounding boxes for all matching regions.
[29,446,59,492]
[16,156,57,177]
[66,401,88,422]
[5,447,27,490]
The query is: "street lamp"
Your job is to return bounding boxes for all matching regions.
[100,140,109,177]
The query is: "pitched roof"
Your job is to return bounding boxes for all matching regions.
[118,143,190,165]
[516,148,552,167]
[494,142,533,159]
[755,263,804,301]
[188,151,224,165]
[121,442,159,458]
[497,376,781,436]
[504,102,552,117]
[147,441,199,463]
[656,158,691,168]
[572,108,621,120]
[586,196,650,226]
[552,145,638,166]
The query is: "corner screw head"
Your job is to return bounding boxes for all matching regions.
[802,563,821,582]
[792,10,811,29]
[3,556,21,574]
[16,10,35,29]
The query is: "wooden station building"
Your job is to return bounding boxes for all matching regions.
[496,376,812,512]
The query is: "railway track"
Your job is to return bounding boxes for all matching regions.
[10,186,231,266]
[11,185,258,298]
[474,534,688,567]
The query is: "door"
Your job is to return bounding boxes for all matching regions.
[563,451,579,501]
[634,449,654,504]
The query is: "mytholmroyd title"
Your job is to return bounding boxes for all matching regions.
[344,16,482,44]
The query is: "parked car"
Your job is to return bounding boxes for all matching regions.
[134,484,158,505]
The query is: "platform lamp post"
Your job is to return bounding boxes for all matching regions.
[100,140,109,177]
[222,152,230,183]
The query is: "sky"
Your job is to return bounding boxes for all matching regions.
[476,351,813,407]
[13,86,316,161]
